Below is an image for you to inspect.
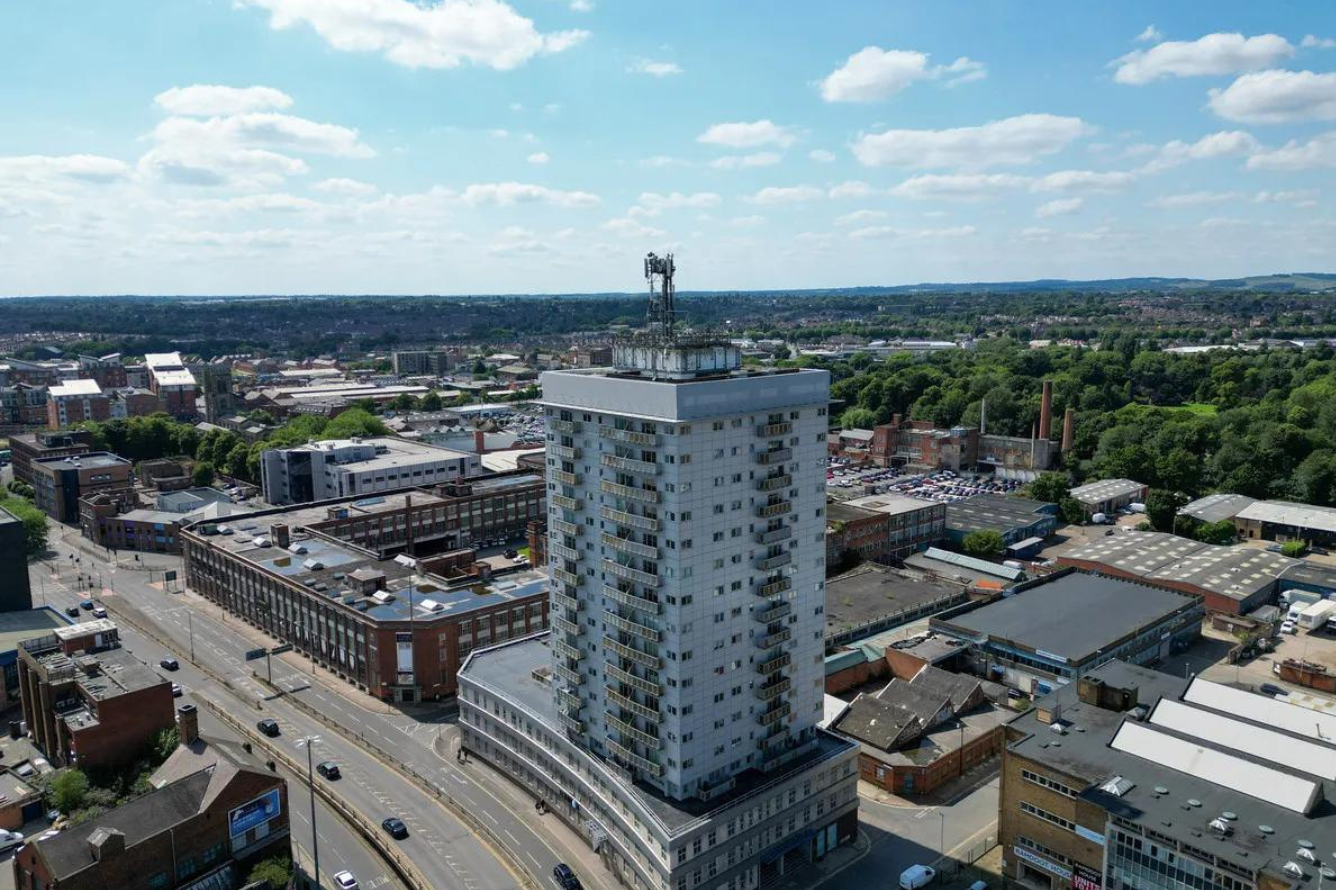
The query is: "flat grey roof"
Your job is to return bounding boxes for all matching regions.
[932,572,1198,664]
[35,452,130,470]
[1070,478,1146,505]
[826,564,966,637]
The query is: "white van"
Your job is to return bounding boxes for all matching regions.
[900,865,936,890]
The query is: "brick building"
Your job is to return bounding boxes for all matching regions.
[107,387,161,419]
[8,429,92,486]
[826,501,891,568]
[46,379,110,429]
[841,493,948,558]
[17,620,176,769]
[144,352,198,419]
[30,452,133,523]
[13,704,290,890]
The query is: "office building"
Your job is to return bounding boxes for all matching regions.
[182,481,549,702]
[0,506,33,612]
[392,348,454,377]
[17,620,176,769]
[144,352,197,419]
[1001,661,1336,890]
[8,429,92,486]
[30,452,133,523]
[459,255,858,890]
[13,704,290,890]
[259,436,479,505]
[46,379,109,428]
[840,493,948,558]
[824,501,890,568]
[929,570,1202,696]
[0,609,69,707]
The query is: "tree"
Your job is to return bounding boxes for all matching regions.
[323,408,389,440]
[419,390,443,412]
[962,529,1005,558]
[1027,472,1070,505]
[1145,489,1187,532]
[1058,497,1086,525]
[51,769,89,813]
[839,407,877,430]
[152,726,180,762]
[192,461,216,487]
[1282,540,1309,557]
[248,855,293,890]
[0,497,48,556]
[390,393,418,411]
[1195,520,1237,545]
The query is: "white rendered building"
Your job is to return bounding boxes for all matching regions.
[259,436,479,505]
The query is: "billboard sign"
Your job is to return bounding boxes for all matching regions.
[229,788,282,838]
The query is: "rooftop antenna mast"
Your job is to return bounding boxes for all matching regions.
[644,252,676,342]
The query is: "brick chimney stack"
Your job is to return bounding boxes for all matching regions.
[177,703,199,745]
[474,428,486,454]
[1038,381,1053,441]
[1061,407,1075,452]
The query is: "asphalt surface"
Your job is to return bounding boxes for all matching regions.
[26,545,402,890]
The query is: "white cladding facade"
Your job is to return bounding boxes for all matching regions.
[541,364,830,801]
[260,437,479,505]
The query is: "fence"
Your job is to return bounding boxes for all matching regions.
[937,833,999,881]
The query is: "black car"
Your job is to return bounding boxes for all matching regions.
[553,864,581,890]
[381,817,409,839]
[317,761,341,780]
[1259,683,1288,696]
[257,718,281,737]
[160,657,180,671]
[64,606,80,618]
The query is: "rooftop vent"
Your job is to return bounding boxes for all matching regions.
[1101,776,1135,797]
[1209,819,1232,836]
[371,591,395,605]
[419,599,444,612]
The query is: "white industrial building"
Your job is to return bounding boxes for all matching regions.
[259,436,479,505]
[459,255,858,890]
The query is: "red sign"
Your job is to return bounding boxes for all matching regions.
[1074,863,1103,890]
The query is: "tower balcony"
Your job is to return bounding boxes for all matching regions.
[755,550,792,571]
[757,421,793,438]
[551,494,582,512]
[754,675,791,702]
[604,661,663,696]
[755,627,793,649]
[603,609,662,642]
[605,685,660,722]
[600,426,659,447]
[606,739,664,777]
[599,505,660,532]
[756,474,792,492]
[549,444,581,461]
[756,577,791,597]
[602,584,662,616]
[755,526,792,545]
[603,559,662,588]
[755,601,791,624]
[601,454,660,476]
[756,448,792,466]
[756,651,791,675]
[600,480,660,504]
[601,531,659,560]
[550,419,581,434]
[603,636,661,669]
[756,501,791,519]
[552,469,581,487]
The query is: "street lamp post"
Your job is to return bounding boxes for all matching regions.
[296,735,321,890]
[188,610,195,663]
[939,810,946,866]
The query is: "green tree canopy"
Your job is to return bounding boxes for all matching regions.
[191,461,215,487]
[962,529,1006,558]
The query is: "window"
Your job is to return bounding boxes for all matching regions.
[1022,769,1079,798]
[1020,801,1074,832]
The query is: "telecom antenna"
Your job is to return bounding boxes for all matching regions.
[643,252,676,342]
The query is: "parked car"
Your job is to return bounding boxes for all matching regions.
[0,830,24,854]
[334,871,359,890]
[969,882,988,890]
[1281,621,1298,635]
[382,817,408,839]
[317,761,341,780]
[79,600,94,611]
[553,863,582,890]
[91,606,107,619]
[1267,544,1284,553]
[171,683,183,697]
[64,606,79,618]
[901,865,936,890]
[1259,683,1288,696]
[256,718,280,737]
[160,657,180,671]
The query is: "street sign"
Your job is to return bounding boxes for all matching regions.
[270,644,293,655]
[245,648,267,661]
[164,570,177,582]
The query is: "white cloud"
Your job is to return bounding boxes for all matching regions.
[0,154,131,185]
[1137,130,1259,173]
[460,181,600,207]
[1031,170,1135,193]
[1036,197,1083,217]
[1135,25,1163,43]
[543,103,562,116]
[809,149,836,163]
[1208,70,1336,123]
[697,120,796,149]
[848,225,897,240]
[489,225,551,255]
[628,59,683,77]
[238,0,588,70]
[889,173,1028,200]
[154,85,294,116]
[635,191,721,215]
[570,0,593,11]
[1247,130,1336,170]
[834,209,888,226]
[1255,188,1319,203]
[853,114,1089,169]
[708,152,782,170]
[915,225,976,238]
[313,177,377,196]
[747,185,824,204]
[827,180,873,199]
[1147,191,1241,208]
[1113,33,1293,85]
[601,216,665,238]
[639,155,689,168]
[527,152,550,165]
[153,228,301,249]
[170,192,326,218]
[818,48,986,102]
[730,215,765,228]
[1302,35,1336,50]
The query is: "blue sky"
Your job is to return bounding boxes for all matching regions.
[2,0,1335,295]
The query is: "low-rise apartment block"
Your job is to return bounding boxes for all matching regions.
[30,452,133,522]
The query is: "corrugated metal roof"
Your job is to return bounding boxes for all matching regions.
[1236,500,1336,535]
[1149,699,1336,781]
[824,649,867,675]
[1184,677,1336,744]
[1110,719,1321,814]
[922,547,1024,581]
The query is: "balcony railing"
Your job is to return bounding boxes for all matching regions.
[603,636,661,669]
[604,609,661,642]
[550,419,581,434]
[551,615,581,636]
[552,470,581,487]
[756,627,792,649]
[755,601,791,624]
[756,448,792,465]
[756,651,791,675]
[551,567,583,588]
[600,480,660,504]
[757,726,790,750]
[549,444,581,461]
[754,676,791,702]
[759,737,819,770]
[551,589,581,612]
[606,739,664,777]
[606,712,663,749]
[603,559,662,588]
[601,531,658,560]
[600,505,660,532]
[756,577,791,597]
[552,662,581,685]
[603,584,662,616]
[756,501,791,519]
[755,550,792,571]
[558,711,584,734]
[756,474,792,492]
[757,421,793,438]
[553,640,585,662]
[755,526,792,545]
[556,688,582,711]
[551,494,582,511]
[550,517,583,536]
[601,454,660,476]
[604,661,663,696]
[551,542,583,562]
[605,685,660,722]
[600,426,659,447]
[758,701,792,727]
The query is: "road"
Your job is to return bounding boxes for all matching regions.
[26,547,401,890]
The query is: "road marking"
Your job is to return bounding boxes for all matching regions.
[483,811,500,825]
[504,829,519,845]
